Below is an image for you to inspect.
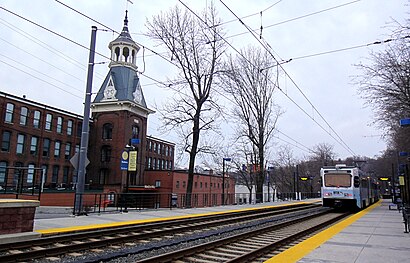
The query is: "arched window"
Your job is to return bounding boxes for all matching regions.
[19,107,28,126]
[102,123,113,139]
[101,146,112,162]
[5,103,14,123]
[123,47,129,62]
[132,125,139,139]
[115,47,120,61]
[131,49,136,64]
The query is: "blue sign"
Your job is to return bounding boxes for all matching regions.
[120,150,129,170]
[399,152,408,157]
[400,118,410,126]
[131,138,140,145]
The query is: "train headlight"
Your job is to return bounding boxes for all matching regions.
[324,192,332,196]
[344,193,352,197]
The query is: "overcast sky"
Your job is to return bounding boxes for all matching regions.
[1,0,408,165]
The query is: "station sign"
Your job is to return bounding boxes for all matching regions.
[120,151,129,171]
[128,151,137,171]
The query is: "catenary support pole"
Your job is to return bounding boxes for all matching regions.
[74,26,97,215]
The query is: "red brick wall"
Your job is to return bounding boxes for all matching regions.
[89,110,148,187]
[144,170,236,207]
[0,192,102,207]
[0,206,36,234]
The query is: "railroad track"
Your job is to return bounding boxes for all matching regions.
[137,210,349,263]
[0,203,323,262]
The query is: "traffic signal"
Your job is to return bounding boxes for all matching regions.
[299,177,308,181]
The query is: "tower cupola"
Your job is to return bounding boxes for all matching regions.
[108,11,140,70]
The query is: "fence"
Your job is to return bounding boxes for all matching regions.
[71,191,321,215]
[0,166,44,200]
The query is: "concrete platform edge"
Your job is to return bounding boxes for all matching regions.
[0,231,42,245]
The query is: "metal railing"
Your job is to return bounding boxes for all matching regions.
[70,192,320,215]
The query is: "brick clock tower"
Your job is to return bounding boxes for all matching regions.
[89,11,154,193]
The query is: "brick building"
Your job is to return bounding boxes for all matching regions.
[0,92,83,189]
[0,12,235,207]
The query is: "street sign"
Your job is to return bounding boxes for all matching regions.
[131,138,140,145]
[69,152,90,170]
[400,118,410,126]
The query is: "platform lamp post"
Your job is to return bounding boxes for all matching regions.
[222,158,231,205]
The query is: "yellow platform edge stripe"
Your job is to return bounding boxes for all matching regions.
[265,200,382,263]
[36,200,320,235]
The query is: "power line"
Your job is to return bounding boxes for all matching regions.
[0,17,106,81]
[177,0,320,155]
[53,0,181,71]
[223,0,362,40]
[261,37,404,70]
[0,35,84,83]
[219,0,357,156]
[0,6,111,61]
[0,59,83,99]
[0,53,85,94]
[0,6,188,103]
[215,0,283,27]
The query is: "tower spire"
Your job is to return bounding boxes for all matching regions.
[123,10,128,29]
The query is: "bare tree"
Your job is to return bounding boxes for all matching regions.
[146,5,226,206]
[222,46,281,203]
[310,143,337,166]
[274,145,297,196]
[355,22,410,148]
[230,138,258,203]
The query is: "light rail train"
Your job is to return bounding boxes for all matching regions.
[321,164,379,209]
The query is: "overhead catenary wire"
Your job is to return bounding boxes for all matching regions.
[218,0,357,156]
[223,0,362,40]
[53,0,181,72]
[177,0,323,155]
[0,5,187,103]
[0,1,370,156]
[178,0,355,156]
[0,59,83,99]
[0,53,85,94]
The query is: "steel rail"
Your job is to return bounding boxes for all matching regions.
[137,210,348,262]
[0,203,320,262]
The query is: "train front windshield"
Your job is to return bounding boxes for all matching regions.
[324,173,351,187]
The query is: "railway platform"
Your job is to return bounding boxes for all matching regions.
[269,199,410,263]
[32,199,321,234]
[1,198,409,262]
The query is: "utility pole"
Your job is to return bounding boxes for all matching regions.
[74,26,97,215]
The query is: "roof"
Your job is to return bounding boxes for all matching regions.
[93,66,147,108]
